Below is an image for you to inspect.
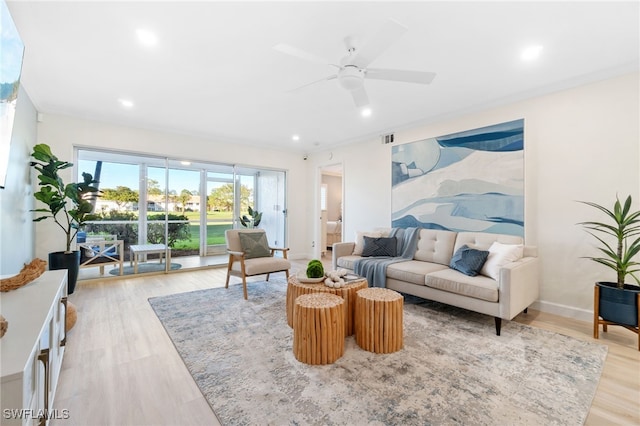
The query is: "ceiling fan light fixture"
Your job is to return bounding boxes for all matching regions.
[338,66,365,91]
[361,107,372,117]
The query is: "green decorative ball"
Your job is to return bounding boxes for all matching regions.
[306,261,325,278]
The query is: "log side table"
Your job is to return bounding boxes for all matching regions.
[355,287,404,354]
[286,274,367,336]
[293,293,345,365]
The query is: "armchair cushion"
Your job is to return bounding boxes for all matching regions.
[239,231,271,259]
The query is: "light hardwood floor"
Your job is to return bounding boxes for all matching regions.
[52,260,640,426]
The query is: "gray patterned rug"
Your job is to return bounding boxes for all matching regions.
[149,279,607,426]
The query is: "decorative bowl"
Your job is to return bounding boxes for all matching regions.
[296,272,325,284]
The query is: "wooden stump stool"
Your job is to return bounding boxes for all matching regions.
[355,288,404,354]
[293,293,345,365]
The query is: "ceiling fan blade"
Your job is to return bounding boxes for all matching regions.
[273,43,329,65]
[350,19,408,69]
[350,86,370,108]
[366,68,436,84]
[287,74,337,93]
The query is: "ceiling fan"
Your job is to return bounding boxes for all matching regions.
[274,19,436,109]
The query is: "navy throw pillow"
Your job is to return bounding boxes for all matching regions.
[361,236,397,257]
[449,245,490,277]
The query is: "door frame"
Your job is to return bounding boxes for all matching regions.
[315,162,344,260]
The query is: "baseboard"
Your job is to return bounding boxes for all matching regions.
[531,300,593,323]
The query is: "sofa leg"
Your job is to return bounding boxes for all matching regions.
[494,317,502,336]
[524,307,528,314]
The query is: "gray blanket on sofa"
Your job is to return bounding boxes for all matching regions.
[353,227,420,288]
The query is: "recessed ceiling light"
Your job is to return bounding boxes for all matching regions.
[521,45,543,61]
[118,98,134,108]
[361,107,372,117]
[292,134,300,141]
[136,29,158,47]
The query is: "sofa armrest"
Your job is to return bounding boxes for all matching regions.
[498,256,540,320]
[332,242,355,270]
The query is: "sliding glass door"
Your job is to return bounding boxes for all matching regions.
[75,148,287,278]
[205,168,235,255]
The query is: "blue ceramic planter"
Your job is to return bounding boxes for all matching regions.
[597,282,640,327]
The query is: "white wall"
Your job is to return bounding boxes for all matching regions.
[0,86,37,275]
[34,114,312,261]
[307,72,640,321]
[29,72,640,320]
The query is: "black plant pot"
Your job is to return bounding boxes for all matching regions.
[596,281,640,327]
[49,251,81,295]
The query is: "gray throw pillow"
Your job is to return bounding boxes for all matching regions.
[239,232,271,259]
[361,236,397,257]
[449,244,490,277]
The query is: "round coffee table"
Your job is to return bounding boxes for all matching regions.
[286,274,367,336]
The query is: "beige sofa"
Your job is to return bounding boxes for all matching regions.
[332,229,539,335]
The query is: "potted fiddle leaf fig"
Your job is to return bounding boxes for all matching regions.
[578,194,640,346]
[30,143,101,294]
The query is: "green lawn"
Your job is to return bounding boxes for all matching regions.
[172,222,233,250]
[182,211,233,221]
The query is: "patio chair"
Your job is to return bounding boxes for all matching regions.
[225,229,291,300]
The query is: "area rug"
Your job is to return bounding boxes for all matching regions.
[109,262,181,275]
[149,279,607,425]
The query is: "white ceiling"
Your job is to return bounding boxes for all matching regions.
[7,1,639,154]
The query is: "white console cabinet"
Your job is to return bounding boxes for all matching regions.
[1,270,68,426]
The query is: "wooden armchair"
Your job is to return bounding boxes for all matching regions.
[225,229,291,300]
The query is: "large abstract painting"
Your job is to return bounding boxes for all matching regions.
[391,119,524,236]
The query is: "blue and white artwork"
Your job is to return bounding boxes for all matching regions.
[391,119,524,236]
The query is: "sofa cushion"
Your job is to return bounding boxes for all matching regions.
[230,256,290,276]
[413,229,457,266]
[362,236,397,257]
[480,242,524,280]
[426,269,499,302]
[386,261,449,285]
[353,231,383,255]
[336,255,362,270]
[449,245,489,277]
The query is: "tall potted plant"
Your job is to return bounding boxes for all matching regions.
[30,143,100,294]
[578,194,640,348]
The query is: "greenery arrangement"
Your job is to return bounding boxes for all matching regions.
[30,143,101,252]
[239,206,262,228]
[578,194,640,288]
[306,259,325,278]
